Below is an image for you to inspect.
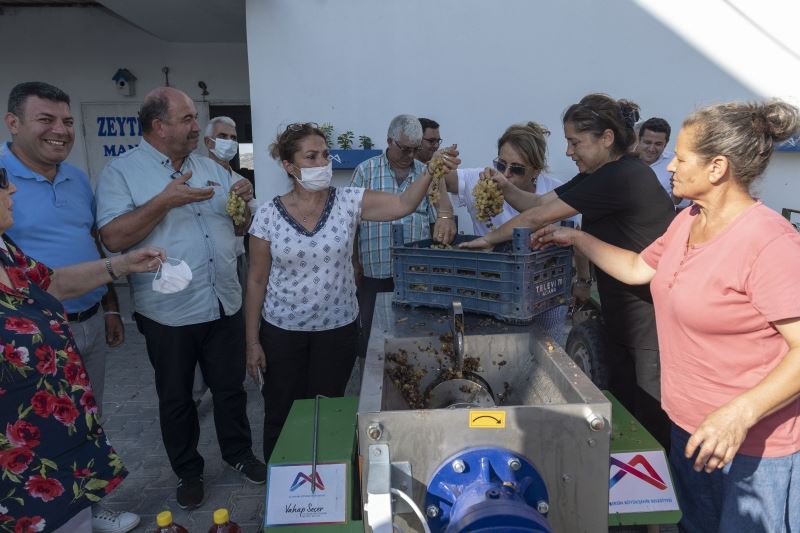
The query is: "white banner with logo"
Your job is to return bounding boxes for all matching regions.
[265,462,347,526]
[609,451,680,514]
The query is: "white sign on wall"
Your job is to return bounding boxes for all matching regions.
[608,451,680,514]
[80,102,209,186]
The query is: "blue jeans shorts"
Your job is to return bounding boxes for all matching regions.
[669,423,800,532]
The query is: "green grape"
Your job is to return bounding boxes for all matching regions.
[472,178,504,222]
[226,190,247,225]
[427,157,446,205]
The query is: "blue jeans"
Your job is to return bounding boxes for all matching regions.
[669,423,800,532]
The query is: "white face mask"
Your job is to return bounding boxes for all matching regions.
[294,161,333,191]
[211,138,238,162]
[152,257,193,294]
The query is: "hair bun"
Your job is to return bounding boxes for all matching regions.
[618,100,641,129]
[761,100,799,143]
[525,121,551,138]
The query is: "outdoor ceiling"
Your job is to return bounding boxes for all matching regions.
[0,0,99,4]
[0,0,246,43]
[98,0,246,43]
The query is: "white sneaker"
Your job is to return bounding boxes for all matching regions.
[91,507,141,533]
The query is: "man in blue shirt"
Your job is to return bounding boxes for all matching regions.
[96,86,263,510]
[2,82,139,533]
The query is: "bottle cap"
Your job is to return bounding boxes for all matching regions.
[156,511,173,527]
[213,508,230,525]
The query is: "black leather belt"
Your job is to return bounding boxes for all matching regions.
[66,302,100,323]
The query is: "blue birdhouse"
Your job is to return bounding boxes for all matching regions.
[112,68,137,97]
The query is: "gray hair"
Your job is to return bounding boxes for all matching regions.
[387,114,423,144]
[683,100,798,190]
[205,116,237,138]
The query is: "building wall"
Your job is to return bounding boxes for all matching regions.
[0,6,249,177]
[246,0,800,221]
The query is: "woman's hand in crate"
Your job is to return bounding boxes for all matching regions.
[530,224,581,250]
[458,235,494,251]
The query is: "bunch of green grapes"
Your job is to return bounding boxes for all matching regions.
[472,178,504,223]
[225,189,247,225]
[427,157,446,205]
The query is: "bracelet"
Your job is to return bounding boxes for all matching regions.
[104,258,119,280]
[103,311,121,316]
[574,278,592,288]
[437,215,453,220]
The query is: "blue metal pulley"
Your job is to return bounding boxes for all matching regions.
[424,447,553,533]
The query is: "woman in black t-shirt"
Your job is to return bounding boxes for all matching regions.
[462,94,675,448]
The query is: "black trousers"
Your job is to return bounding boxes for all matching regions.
[260,320,358,463]
[135,307,253,478]
[356,276,394,359]
[607,341,671,451]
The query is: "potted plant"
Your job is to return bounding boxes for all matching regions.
[329,127,382,170]
[320,123,335,147]
[336,131,355,150]
[358,135,374,150]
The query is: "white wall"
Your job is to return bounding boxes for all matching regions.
[246,0,800,221]
[0,6,250,176]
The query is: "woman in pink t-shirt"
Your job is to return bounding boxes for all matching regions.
[533,100,800,532]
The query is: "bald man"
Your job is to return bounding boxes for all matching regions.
[96,87,263,510]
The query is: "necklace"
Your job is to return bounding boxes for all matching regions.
[294,190,325,223]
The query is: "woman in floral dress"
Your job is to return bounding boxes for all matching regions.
[0,169,164,532]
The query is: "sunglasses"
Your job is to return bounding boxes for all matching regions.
[0,168,8,190]
[287,122,320,132]
[493,158,529,177]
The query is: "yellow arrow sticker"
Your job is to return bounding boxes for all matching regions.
[469,410,506,428]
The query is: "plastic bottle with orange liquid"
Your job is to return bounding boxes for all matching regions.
[207,508,242,533]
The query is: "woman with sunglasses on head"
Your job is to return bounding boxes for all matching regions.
[532,100,800,533]
[245,123,459,462]
[0,169,165,532]
[462,94,676,449]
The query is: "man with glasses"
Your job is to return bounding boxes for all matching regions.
[351,114,456,360]
[416,117,442,164]
[1,81,140,533]
[95,87,263,510]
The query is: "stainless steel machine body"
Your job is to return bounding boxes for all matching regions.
[357,294,612,532]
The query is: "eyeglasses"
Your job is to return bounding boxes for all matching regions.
[493,158,529,177]
[392,139,420,156]
[0,168,8,190]
[422,137,442,148]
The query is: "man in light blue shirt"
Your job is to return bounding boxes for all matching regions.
[95,87,263,510]
[2,81,138,533]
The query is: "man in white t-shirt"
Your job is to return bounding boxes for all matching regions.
[635,117,689,208]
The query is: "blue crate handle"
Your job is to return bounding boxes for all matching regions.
[512,227,532,253]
